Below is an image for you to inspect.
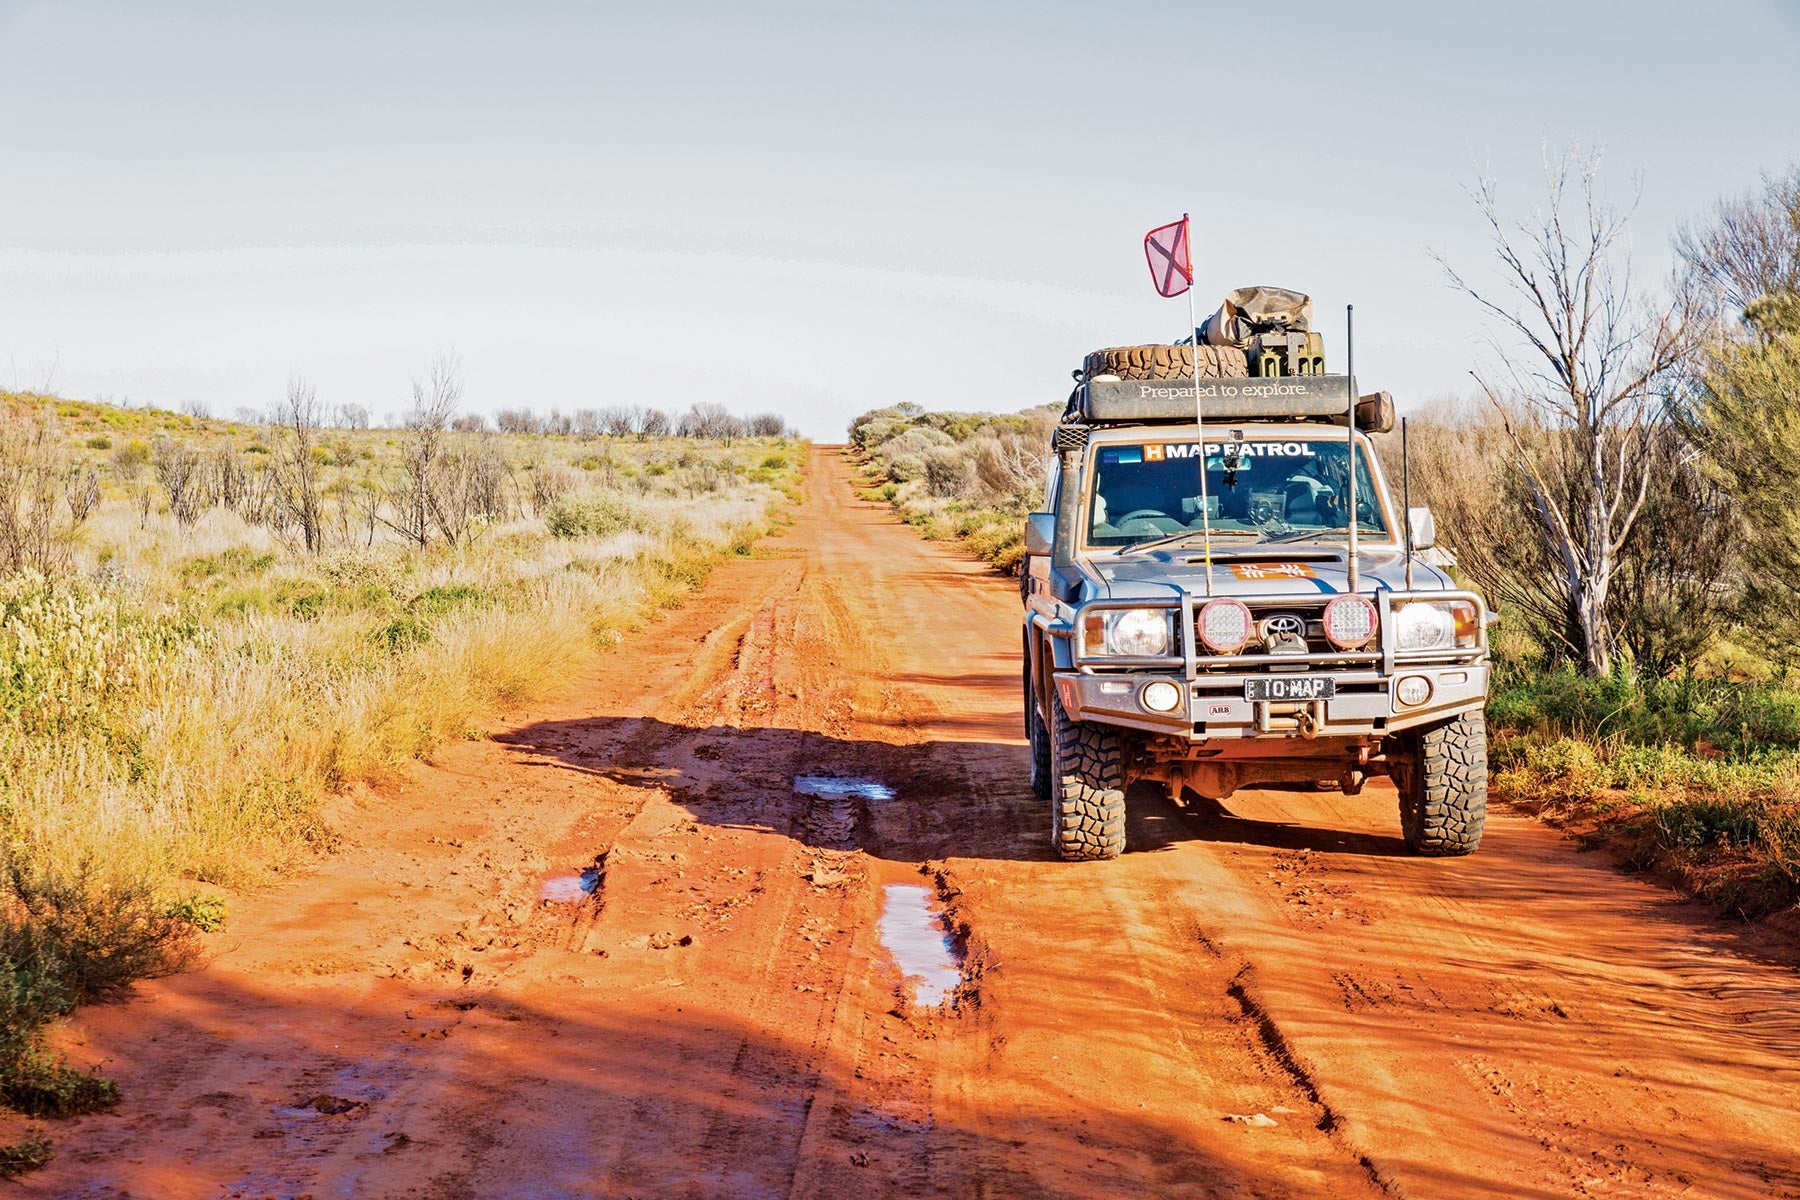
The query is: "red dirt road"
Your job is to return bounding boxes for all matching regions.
[27,448,1800,1199]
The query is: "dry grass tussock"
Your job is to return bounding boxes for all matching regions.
[0,391,803,1156]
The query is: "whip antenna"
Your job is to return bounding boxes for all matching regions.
[1345,305,1360,595]
[1402,415,1415,591]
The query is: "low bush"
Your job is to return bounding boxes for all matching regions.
[0,1139,55,1179]
[1491,670,1800,919]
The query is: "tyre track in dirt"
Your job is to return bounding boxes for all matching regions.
[26,446,1800,1199]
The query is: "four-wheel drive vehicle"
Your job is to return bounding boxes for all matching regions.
[1021,339,1491,861]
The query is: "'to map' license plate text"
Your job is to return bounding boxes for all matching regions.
[1243,677,1336,702]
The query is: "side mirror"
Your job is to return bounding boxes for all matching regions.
[1407,506,1436,551]
[1025,512,1055,557]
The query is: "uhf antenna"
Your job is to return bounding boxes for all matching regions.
[1402,416,1416,590]
[1345,305,1359,594]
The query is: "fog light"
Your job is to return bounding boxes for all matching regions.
[1395,675,1432,707]
[1141,680,1183,713]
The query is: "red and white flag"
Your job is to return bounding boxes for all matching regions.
[1143,216,1192,298]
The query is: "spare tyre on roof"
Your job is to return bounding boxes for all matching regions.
[1082,344,1250,382]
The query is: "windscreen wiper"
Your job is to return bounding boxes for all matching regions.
[1115,529,1260,556]
[1261,524,1385,545]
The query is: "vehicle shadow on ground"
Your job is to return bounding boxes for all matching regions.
[1170,786,1413,857]
[37,973,1278,1200]
[492,715,1419,864]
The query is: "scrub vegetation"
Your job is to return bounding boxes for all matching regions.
[845,402,1058,574]
[0,375,802,1168]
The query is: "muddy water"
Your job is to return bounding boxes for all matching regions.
[878,883,961,1007]
[793,775,896,802]
[539,865,601,902]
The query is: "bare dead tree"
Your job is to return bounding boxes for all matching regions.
[429,434,507,545]
[273,376,327,553]
[640,407,672,439]
[598,406,635,438]
[573,408,602,439]
[355,476,383,547]
[1675,162,1800,319]
[337,402,371,430]
[678,402,744,442]
[0,405,69,572]
[65,464,101,526]
[1440,148,1700,675]
[385,353,464,548]
[152,436,205,526]
[211,445,248,515]
[494,407,540,434]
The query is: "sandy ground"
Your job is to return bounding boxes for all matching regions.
[22,446,1800,1199]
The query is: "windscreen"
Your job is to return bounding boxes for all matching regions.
[1087,436,1389,548]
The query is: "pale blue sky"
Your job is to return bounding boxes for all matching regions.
[2,1,1797,437]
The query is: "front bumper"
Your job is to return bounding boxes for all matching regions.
[1055,662,1489,740]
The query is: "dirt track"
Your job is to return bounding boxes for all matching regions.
[32,447,1800,1199]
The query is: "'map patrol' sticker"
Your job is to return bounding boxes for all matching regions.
[1146,442,1319,459]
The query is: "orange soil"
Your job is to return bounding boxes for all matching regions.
[20,447,1800,1199]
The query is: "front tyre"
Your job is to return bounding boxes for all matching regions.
[1049,687,1127,861]
[1393,711,1487,856]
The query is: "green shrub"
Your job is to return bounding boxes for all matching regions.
[0,1139,54,1179]
[2,854,198,1004]
[164,893,228,933]
[546,495,636,538]
[85,436,112,450]
[409,583,491,614]
[372,613,432,652]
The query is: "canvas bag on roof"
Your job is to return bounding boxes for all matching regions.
[1197,286,1314,348]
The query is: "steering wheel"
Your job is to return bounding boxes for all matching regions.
[1115,508,1170,523]
[1248,497,1280,523]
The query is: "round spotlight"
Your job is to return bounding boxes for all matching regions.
[1395,675,1433,707]
[1323,595,1378,649]
[1141,680,1183,713]
[1198,598,1253,654]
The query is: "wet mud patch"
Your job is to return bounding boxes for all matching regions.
[540,859,605,904]
[795,774,893,850]
[878,883,963,1009]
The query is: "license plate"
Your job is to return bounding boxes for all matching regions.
[1244,677,1336,702]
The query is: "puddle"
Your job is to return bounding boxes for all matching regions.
[540,866,602,903]
[878,884,961,1008]
[794,776,895,802]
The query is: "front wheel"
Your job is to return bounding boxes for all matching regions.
[1048,687,1127,861]
[1392,711,1487,856]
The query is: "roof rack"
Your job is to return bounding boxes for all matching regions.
[1073,375,1393,432]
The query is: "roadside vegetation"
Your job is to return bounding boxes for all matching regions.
[845,403,1057,574]
[0,368,802,1167]
[850,155,1800,928]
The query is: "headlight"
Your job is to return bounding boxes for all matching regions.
[1394,600,1480,652]
[1081,608,1172,656]
[1323,595,1377,649]
[1108,608,1171,656]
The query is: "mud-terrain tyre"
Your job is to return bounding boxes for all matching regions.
[1393,711,1487,856]
[1083,344,1250,382]
[1026,661,1051,800]
[1048,687,1127,860]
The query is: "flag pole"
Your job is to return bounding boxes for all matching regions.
[1183,214,1215,598]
